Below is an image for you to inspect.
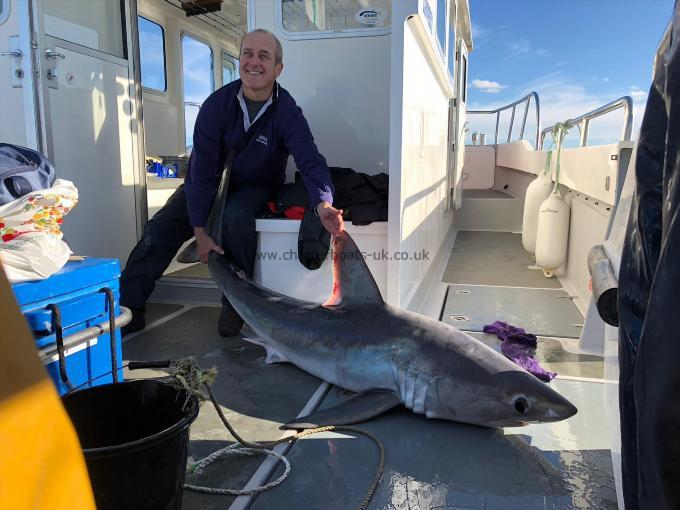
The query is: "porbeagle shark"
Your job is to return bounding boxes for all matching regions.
[207,232,577,429]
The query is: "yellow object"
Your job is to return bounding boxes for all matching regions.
[0,267,95,509]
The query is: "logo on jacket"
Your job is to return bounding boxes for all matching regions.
[256,135,268,146]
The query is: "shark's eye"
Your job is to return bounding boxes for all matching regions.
[514,396,530,414]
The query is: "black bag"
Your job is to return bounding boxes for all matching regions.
[0,144,56,205]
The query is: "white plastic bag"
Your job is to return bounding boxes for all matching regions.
[0,179,78,282]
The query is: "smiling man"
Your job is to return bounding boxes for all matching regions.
[120,29,342,337]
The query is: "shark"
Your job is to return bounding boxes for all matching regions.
[207,231,577,430]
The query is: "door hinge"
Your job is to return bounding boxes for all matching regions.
[452,98,457,108]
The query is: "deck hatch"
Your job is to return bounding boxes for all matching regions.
[442,285,584,338]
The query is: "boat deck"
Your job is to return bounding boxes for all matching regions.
[122,230,616,509]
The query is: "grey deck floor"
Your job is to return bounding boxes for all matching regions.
[166,263,210,278]
[463,189,514,199]
[122,230,614,510]
[443,231,561,288]
[122,306,323,510]
[253,381,615,510]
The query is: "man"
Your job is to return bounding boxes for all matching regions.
[120,29,343,337]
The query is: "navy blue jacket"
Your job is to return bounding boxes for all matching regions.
[184,80,334,227]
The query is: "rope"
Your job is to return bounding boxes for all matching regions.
[167,358,385,509]
[550,121,574,193]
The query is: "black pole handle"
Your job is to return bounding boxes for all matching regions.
[128,360,172,370]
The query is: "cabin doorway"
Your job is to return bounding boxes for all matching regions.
[136,0,244,278]
[26,0,140,263]
[451,37,468,209]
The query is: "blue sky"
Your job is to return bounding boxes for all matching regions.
[467,0,674,145]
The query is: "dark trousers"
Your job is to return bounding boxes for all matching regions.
[120,184,270,311]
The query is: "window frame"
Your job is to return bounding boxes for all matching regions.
[138,15,168,95]
[274,0,391,41]
[221,50,238,87]
[0,0,10,25]
[41,0,128,60]
[436,0,447,57]
[460,48,468,104]
[447,1,456,81]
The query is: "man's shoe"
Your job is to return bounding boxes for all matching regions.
[121,307,145,336]
[218,301,244,337]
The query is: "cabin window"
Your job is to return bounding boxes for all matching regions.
[461,51,468,103]
[42,0,126,59]
[436,0,447,56]
[182,34,214,149]
[222,52,238,86]
[447,26,455,79]
[279,0,391,36]
[447,3,456,80]
[0,0,9,25]
[138,17,167,93]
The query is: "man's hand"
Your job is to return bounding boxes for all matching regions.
[194,227,224,263]
[316,202,344,235]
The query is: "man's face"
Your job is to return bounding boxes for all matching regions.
[239,32,283,94]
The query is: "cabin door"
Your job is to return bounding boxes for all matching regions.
[29,0,141,263]
[451,38,468,209]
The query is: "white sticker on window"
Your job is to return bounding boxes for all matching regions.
[355,7,385,26]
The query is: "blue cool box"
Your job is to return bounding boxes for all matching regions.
[12,258,124,395]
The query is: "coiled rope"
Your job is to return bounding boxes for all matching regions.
[168,358,384,510]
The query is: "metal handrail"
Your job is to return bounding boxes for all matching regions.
[38,307,132,361]
[184,101,203,109]
[467,92,541,149]
[539,96,633,149]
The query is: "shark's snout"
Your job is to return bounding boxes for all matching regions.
[539,391,578,423]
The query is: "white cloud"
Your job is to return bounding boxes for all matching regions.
[630,86,648,100]
[471,23,489,42]
[507,39,531,57]
[471,79,507,94]
[506,38,552,58]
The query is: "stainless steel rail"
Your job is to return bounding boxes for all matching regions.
[467,91,541,148]
[38,307,132,361]
[539,96,633,149]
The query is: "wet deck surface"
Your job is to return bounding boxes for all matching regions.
[123,306,324,509]
[122,230,615,509]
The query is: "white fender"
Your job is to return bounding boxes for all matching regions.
[535,193,571,276]
[521,172,553,255]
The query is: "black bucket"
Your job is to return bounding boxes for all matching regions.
[62,379,199,510]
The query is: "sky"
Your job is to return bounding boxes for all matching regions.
[466,0,674,147]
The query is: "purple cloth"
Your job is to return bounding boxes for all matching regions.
[483,321,556,382]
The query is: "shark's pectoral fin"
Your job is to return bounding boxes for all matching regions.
[281,390,401,430]
[176,241,199,263]
[242,337,289,364]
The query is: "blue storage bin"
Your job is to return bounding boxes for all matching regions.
[12,258,124,395]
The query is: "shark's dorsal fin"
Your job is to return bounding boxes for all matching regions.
[323,231,383,306]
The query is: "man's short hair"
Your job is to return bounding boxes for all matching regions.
[241,29,283,65]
